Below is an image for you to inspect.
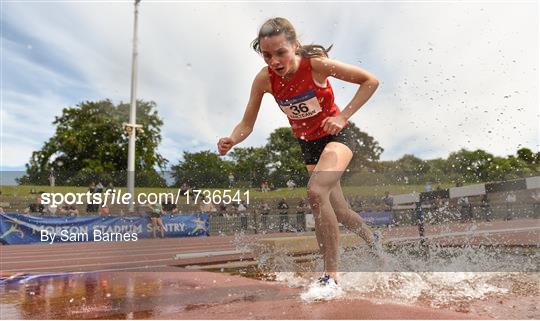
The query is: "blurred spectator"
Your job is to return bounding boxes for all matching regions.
[228,173,235,188]
[457,196,472,222]
[261,181,270,193]
[0,207,4,214]
[259,202,271,228]
[277,198,289,232]
[87,183,98,213]
[286,179,296,189]
[148,203,165,238]
[382,191,393,211]
[98,203,110,216]
[226,204,236,217]
[505,191,516,220]
[531,190,540,219]
[428,198,439,219]
[199,197,218,215]
[295,198,309,232]
[415,202,426,246]
[48,169,55,187]
[237,201,248,230]
[162,196,179,214]
[45,203,58,215]
[277,198,289,213]
[96,181,104,193]
[480,194,492,222]
[218,202,227,217]
[25,197,45,214]
[237,201,247,213]
[424,182,432,192]
[59,204,79,216]
[106,182,115,192]
[180,182,190,196]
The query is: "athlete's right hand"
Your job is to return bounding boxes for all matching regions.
[217,137,235,156]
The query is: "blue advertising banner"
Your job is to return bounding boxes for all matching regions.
[360,211,393,226]
[0,212,209,245]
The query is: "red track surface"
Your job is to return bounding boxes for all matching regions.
[2,219,538,273]
[1,219,539,319]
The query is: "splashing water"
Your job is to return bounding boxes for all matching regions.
[300,277,344,302]
[229,213,538,318]
[238,232,538,314]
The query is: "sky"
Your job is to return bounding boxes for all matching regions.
[1,1,538,172]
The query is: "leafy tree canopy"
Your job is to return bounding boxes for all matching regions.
[18,99,167,187]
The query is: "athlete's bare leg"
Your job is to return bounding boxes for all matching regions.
[151,218,158,238]
[329,183,376,246]
[306,142,353,280]
[157,218,166,238]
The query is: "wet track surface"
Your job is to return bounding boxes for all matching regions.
[1,219,539,319]
[1,271,483,320]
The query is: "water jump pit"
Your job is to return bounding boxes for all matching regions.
[1,219,539,319]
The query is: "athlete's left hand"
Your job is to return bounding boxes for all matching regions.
[321,115,347,135]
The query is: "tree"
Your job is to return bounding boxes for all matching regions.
[265,127,308,187]
[171,151,233,188]
[487,156,532,181]
[229,147,270,188]
[517,148,535,164]
[346,122,384,172]
[446,149,494,184]
[18,100,167,186]
[394,154,430,184]
[423,158,447,184]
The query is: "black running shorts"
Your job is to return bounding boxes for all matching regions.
[297,125,358,165]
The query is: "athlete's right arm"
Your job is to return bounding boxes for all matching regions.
[218,68,269,156]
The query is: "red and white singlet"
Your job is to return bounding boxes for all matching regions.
[268,57,346,141]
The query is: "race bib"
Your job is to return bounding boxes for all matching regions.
[276,89,322,120]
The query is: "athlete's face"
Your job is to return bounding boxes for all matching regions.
[259,34,299,77]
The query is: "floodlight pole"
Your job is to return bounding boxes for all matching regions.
[126,0,141,213]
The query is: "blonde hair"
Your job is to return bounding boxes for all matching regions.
[251,17,332,58]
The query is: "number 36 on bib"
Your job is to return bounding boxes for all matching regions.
[276,89,322,120]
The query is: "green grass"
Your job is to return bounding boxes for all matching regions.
[0,183,453,202]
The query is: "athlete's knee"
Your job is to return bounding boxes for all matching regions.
[306,183,330,207]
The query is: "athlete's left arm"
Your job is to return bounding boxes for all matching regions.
[312,58,379,133]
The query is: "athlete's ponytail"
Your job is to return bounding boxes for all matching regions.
[252,17,332,59]
[297,44,333,59]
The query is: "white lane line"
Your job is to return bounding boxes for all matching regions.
[174,249,246,260]
[387,226,540,243]
[0,239,236,255]
[91,264,170,273]
[1,250,252,273]
[3,239,233,254]
[0,258,174,272]
[2,246,238,264]
[1,243,235,259]
[7,264,172,274]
